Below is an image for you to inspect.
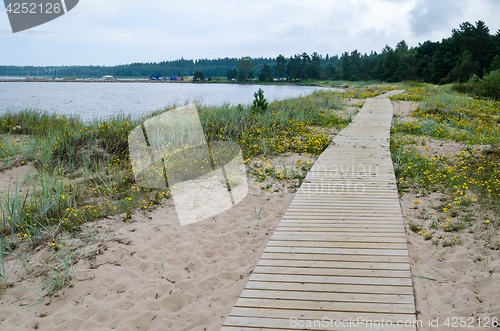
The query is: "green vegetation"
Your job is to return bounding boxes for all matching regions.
[200,89,349,158]
[251,88,269,113]
[472,70,500,99]
[249,157,315,193]
[3,21,498,87]
[451,70,500,100]
[390,84,500,250]
[193,70,205,81]
[0,89,348,231]
[258,64,273,82]
[0,89,351,299]
[237,56,255,81]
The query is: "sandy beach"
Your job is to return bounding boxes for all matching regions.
[1,98,499,331]
[0,176,295,330]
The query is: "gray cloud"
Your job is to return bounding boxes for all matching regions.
[1,0,499,65]
[408,0,467,36]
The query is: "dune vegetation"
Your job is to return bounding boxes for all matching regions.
[391,83,500,248]
[1,82,498,308]
[0,88,354,298]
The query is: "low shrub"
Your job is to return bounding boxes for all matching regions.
[451,82,475,94]
[473,70,500,100]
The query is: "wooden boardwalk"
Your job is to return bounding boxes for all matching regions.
[221,91,417,330]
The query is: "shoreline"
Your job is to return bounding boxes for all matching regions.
[2,85,497,330]
[0,78,345,89]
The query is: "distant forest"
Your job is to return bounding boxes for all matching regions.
[1,21,499,84]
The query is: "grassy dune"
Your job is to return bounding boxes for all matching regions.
[3,83,498,309]
[0,89,354,296]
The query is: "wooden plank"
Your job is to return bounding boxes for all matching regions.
[290,202,401,207]
[287,205,401,210]
[270,233,406,240]
[296,188,398,191]
[291,195,401,200]
[304,174,395,177]
[260,253,410,264]
[292,195,399,199]
[299,180,396,183]
[224,310,417,328]
[307,174,394,176]
[291,190,398,195]
[283,212,403,222]
[263,246,409,256]
[304,175,395,178]
[291,192,398,196]
[280,217,404,221]
[298,183,397,187]
[256,259,411,271]
[285,205,402,210]
[222,325,415,331]
[291,198,399,203]
[277,224,405,229]
[222,317,415,331]
[244,281,414,295]
[269,240,407,249]
[280,222,404,227]
[309,157,392,160]
[239,289,414,304]
[286,207,402,213]
[305,174,395,178]
[270,233,407,241]
[233,298,415,314]
[283,213,404,218]
[266,241,408,250]
[284,211,403,215]
[294,190,398,193]
[294,190,398,194]
[306,171,394,174]
[248,274,413,286]
[290,199,401,204]
[222,95,416,330]
[275,226,405,232]
[292,193,399,197]
[290,201,399,205]
[273,230,405,236]
[280,217,404,222]
[292,190,397,196]
[252,266,411,279]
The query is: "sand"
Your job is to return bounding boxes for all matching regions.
[1,101,499,330]
[0,176,295,330]
[393,100,500,330]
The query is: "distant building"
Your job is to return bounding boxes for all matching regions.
[101,75,115,80]
[150,76,162,80]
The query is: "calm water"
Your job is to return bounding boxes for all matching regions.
[0,82,338,121]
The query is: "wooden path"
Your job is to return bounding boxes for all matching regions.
[221,91,417,330]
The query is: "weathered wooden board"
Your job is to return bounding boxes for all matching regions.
[221,93,415,330]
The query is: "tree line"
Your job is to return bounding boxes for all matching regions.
[0,57,275,79]
[247,20,499,84]
[1,21,498,85]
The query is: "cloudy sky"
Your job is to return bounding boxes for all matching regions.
[1,0,499,66]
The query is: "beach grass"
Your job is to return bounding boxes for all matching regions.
[0,88,351,298]
[2,82,499,310]
[390,85,500,249]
